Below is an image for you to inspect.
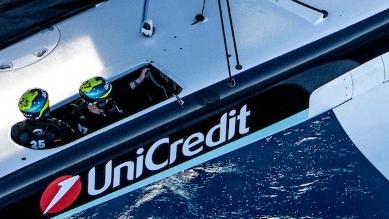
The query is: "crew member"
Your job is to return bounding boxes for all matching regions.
[70,68,157,135]
[11,88,77,149]
[67,76,123,135]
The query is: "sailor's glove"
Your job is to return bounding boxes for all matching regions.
[77,123,88,135]
[77,115,88,134]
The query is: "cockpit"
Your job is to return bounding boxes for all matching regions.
[10,64,182,149]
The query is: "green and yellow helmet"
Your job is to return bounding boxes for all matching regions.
[18,88,50,120]
[79,76,112,104]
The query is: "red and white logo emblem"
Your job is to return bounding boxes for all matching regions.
[40,175,82,215]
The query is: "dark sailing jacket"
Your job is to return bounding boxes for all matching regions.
[67,99,125,135]
[11,118,77,149]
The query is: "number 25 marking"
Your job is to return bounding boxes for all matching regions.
[30,140,46,149]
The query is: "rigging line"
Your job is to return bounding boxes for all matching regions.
[142,0,149,21]
[201,0,206,15]
[225,0,242,70]
[290,0,328,18]
[217,0,235,86]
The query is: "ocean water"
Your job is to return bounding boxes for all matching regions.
[69,111,389,218]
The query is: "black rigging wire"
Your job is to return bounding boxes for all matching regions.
[142,0,148,21]
[217,0,235,87]
[225,0,242,70]
[201,0,206,15]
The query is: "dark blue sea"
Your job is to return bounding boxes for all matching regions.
[68,111,389,218]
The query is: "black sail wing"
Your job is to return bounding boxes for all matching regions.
[0,0,105,50]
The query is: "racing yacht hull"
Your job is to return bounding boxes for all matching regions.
[0,7,388,217]
[0,0,388,217]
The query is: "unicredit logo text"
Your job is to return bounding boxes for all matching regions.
[87,104,251,196]
[40,175,82,215]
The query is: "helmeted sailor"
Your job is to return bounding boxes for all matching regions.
[11,88,76,149]
[69,67,163,135]
[69,76,125,135]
